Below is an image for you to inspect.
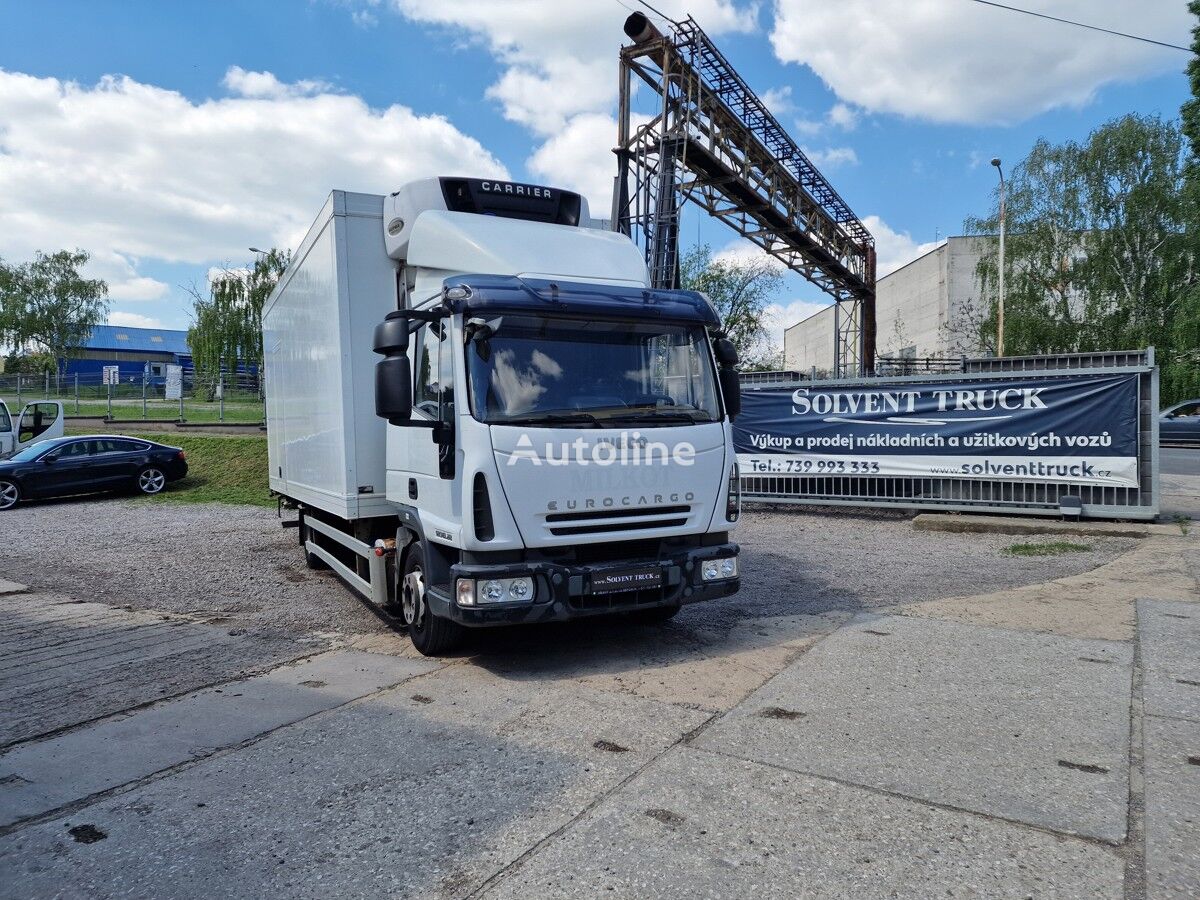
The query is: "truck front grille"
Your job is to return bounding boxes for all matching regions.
[545,504,691,537]
[568,586,665,612]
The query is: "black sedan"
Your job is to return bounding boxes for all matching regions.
[1161,399,1200,447]
[0,435,188,510]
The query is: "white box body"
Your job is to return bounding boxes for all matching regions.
[263,191,395,520]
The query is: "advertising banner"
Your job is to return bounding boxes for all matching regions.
[735,374,1139,488]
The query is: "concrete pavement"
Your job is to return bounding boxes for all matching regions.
[0,529,1196,897]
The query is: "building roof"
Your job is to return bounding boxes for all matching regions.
[83,325,190,355]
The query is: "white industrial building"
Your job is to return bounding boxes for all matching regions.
[783,236,990,374]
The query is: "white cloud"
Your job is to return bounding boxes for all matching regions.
[222,66,333,99]
[711,238,783,270]
[764,298,829,342]
[108,311,165,329]
[801,146,858,168]
[827,102,857,131]
[0,68,508,298]
[760,85,794,114]
[85,251,169,302]
[863,215,942,276]
[770,0,1189,124]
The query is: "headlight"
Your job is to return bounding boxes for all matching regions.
[507,577,533,601]
[482,580,506,602]
[701,556,738,581]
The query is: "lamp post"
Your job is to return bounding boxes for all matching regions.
[991,158,1006,357]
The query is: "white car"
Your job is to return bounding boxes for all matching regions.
[0,400,65,459]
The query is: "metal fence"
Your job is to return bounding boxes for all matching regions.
[740,349,1159,520]
[0,370,264,424]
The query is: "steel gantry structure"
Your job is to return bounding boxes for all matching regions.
[612,12,877,376]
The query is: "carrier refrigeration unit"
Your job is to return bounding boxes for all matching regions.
[264,177,742,654]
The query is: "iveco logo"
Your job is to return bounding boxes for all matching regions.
[479,180,554,199]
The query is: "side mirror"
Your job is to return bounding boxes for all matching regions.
[719,368,741,420]
[42,453,59,464]
[714,338,739,368]
[374,312,413,424]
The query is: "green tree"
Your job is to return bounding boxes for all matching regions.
[1171,0,1200,402]
[187,248,289,398]
[678,244,784,370]
[964,114,1196,403]
[0,249,109,384]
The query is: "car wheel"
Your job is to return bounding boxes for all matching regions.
[0,479,20,511]
[401,543,463,656]
[136,466,167,495]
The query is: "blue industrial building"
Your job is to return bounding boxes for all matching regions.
[63,325,194,382]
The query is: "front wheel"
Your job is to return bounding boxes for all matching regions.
[400,543,464,656]
[0,480,20,511]
[135,467,167,495]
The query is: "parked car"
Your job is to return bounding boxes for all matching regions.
[0,435,188,510]
[1160,399,1200,447]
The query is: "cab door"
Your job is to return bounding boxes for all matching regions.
[15,401,65,452]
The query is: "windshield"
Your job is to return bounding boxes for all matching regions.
[7,440,56,463]
[466,316,721,425]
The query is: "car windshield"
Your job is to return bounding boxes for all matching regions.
[466,315,721,425]
[7,440,57,463]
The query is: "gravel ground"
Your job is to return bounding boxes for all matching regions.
[0,496,1137,644]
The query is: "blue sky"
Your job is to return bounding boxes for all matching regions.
[0,1,1191,344]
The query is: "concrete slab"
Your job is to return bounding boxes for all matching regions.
[694,614,1132,843]
[898,536,1198,640]
[483,746,1125,900]
[0,650,436,829]
[0,580,27,595]
[0,666,709,899]
[0,593,312,747]
[1140,599,1200,723]
[1143,715,1200,899]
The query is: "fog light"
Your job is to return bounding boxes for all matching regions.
[508,577,533,601]
[455,578,476,607]
[482,580,505,602]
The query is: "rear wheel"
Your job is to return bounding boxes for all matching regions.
[0,480,20,511]
[401,543,464,656]
[135,467,167,495]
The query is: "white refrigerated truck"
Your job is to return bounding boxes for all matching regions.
[264,177,742,654]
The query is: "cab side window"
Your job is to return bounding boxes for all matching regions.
[0,406,10,433]
[413,323,454,418]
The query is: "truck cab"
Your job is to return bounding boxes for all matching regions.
[375,179,741,653]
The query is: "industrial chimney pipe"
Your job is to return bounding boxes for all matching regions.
[624,12,663,43]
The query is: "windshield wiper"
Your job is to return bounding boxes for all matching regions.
[604,410,712,425]
[498,412,601,427]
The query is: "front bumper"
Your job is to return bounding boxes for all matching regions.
[426,542,740,627]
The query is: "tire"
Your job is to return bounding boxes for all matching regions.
[400,543,464,656]
[0,479,20,511]
[629,605,681,625]
[135,466,167,496]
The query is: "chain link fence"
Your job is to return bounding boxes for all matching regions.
[0,370,264,424]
